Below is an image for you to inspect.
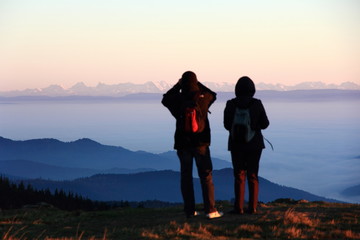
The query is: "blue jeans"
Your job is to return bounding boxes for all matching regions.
[177,146,216,215]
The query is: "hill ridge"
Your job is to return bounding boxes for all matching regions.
[9,168,341,204]
[0,136,231,175]
[0,137,344,203]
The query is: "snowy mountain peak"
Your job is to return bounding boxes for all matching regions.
[0,81,359,97]
[71,82,88,89]
[153,81,171,92]
[40,85,66,96]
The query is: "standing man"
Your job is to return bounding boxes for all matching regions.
[224,76,269,214]
[162,71,223,219]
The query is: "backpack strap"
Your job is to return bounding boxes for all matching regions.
[264,137,274,151]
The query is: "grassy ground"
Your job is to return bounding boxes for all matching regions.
[1,201,359,240]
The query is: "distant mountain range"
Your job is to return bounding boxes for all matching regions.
[1,89,359,104]
[1,81,359,97]
[342,184,360,197]
[14,169,340,203]
[0,137,231,178]
[0,137,347,203]
[0,159,155,180]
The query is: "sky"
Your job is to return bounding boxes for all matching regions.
[0,0,359,91]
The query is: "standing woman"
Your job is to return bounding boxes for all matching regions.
[162,71,223,219]
[223,76,269,214]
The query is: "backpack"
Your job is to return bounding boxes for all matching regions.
[231,107,255,143]
[184,107,199,132]
[182,100,204,133]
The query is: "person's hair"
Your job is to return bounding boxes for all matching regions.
[181,71,199,93]
[235,76,256,97]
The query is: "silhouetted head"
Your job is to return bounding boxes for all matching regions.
[235,76,256,97]
[181,71,199,93]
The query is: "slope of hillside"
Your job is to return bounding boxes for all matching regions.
[17,169,339,203]
[0,137,231,172]
[342,184,360,197]
[0,159,154,180]
[341,184,360,203]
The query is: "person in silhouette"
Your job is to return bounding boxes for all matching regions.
[223,76,269,214]
[162,71,223,219]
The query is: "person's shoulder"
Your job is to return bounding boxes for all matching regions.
[225,98,237,107]
[250,98,266,109]
[226,97,237,102]
[251,98,263,104]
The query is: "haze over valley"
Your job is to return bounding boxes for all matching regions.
[0,88,359,204]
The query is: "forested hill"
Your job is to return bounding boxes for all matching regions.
[15,169,340,203]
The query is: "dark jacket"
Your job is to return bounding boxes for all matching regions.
[162,82,216,150]
[223,77,269,151]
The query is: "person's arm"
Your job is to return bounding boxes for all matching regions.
[223,100,235,131]
[198,82,216,107]
[161,82,182,118]
[258,101,270,130]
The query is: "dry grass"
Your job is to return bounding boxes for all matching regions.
[283,208,319,226]
[1,201,359,240]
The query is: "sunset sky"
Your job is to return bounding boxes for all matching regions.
[0,0,359,91]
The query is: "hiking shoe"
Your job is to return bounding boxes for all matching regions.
[186,211,201,218]
[206,211,224,219]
